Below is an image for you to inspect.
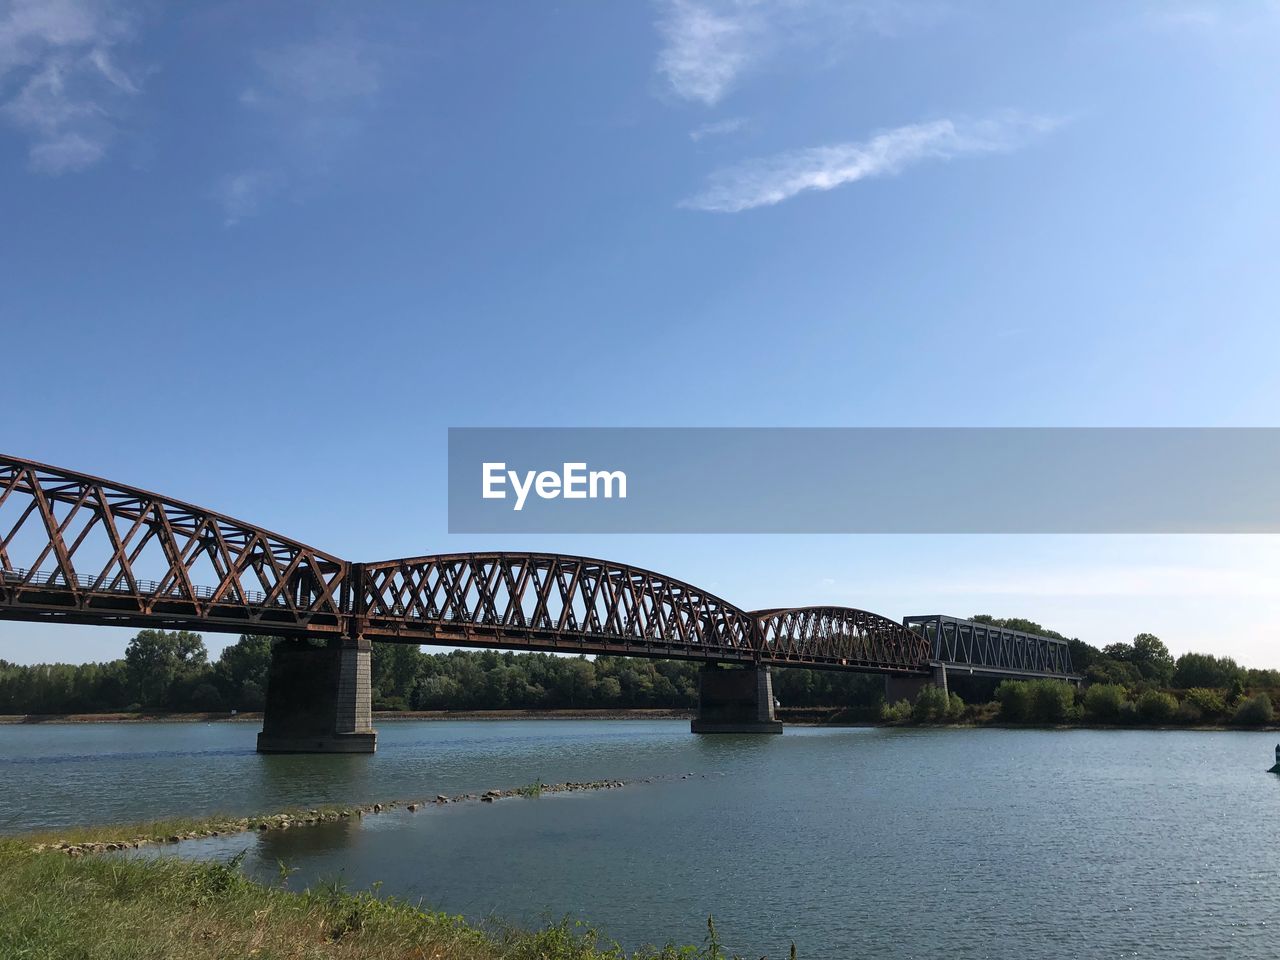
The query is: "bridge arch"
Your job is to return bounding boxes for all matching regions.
[357,552,760,662]
[752,605,931,672]
[0,454,348,635]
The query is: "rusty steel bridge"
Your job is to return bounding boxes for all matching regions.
[0,454,1077,750]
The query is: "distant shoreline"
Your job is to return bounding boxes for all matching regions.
[0,707,694,725]
[1,708,1275,731]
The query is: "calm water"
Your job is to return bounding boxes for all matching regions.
[4,719,1280,958]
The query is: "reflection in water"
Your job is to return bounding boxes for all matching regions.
[254,816,364,862]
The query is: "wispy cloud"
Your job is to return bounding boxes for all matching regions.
[682,112,1061,212]
[0,0,141,174]
[240,35,380,109]
[220,32,383,225]
[656,0,757,106]
[654,0,945,107]
[689,116,748,141]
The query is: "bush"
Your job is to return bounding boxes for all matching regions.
[912,686,951,723]
[1031,680,1077,723]
[1183,687,1226,719]
[996,680,1076,724]
[1232,693,1274,727]
[1116,700,1139,725]
[947,692,966,721]
[1175,701,1202,724]
[995,681,1030,723]
[880,698,912,722]
[1136,689,1178,724]
[1083,684,1128,723]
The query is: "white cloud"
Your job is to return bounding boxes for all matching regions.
[682,112,1061,212]
[222,32,383,225]
[689,116,748,141]
[656,0,757,106]
[0,0,139,174]
[654,0,945,106]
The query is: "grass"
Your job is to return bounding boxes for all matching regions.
[512,781,544,799]
[0,836,762,959]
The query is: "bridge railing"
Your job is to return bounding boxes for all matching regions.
[2,566,283,606]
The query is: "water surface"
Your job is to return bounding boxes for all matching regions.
[3,719,1279,958]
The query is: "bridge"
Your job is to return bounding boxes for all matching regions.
[0,454,1077,751]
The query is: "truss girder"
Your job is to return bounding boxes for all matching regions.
[359,552,765,662]
[902,614,1075,678]
[752,606,930,672]
[0,455,347,635]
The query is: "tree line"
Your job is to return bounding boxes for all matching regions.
[0,629,881,715]
[0,617,1276,718]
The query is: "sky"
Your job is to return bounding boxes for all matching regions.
[2,0,1280,667]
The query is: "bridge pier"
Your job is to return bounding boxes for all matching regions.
[691,664,783,734]
[884,661,948,704]
[256,637,376,754]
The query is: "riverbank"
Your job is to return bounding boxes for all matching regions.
[0,836,712,960]
[4,707,1276,731]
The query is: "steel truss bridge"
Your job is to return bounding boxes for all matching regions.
[0,454,1074,681]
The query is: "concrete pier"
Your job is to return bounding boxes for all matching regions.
[884,661,949,704]
[691,664,784,734]
[256,636,376,754]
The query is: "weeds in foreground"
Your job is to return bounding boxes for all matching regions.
[0,839,794,959]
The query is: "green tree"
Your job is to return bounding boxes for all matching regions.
[995,681,1031,722]
[1183,687,1226,719]
[1135,689,1177,724]
[372,643,425,707]
[912,685,950,723]
[124,630,207,708]
[215,635,274,706]
[997,679,1075,723]
[1232,693,1274,726]
[1173,652,1243,690]
[1083,684,1128,722]
[1130,633,1175,684]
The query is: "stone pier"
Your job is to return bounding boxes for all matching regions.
[884,661,949,704]
[256,636,377,754]
[691,664,783,734]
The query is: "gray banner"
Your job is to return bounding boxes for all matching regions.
[447,428,1280,533]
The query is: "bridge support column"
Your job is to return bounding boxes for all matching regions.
[691,664,783,734]
[884,662,948,704]
[256,637,376,754]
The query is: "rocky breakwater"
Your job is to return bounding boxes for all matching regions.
[31,777,650,856]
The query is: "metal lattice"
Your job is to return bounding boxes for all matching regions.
[0,455,347,636]
[903,614,1075,678]
[754,606,931,672]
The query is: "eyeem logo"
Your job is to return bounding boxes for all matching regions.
[482,462,627,512]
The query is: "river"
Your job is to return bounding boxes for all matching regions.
[3,719,1278,958]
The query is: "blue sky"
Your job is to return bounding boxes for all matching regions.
[2,0,1279,666]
